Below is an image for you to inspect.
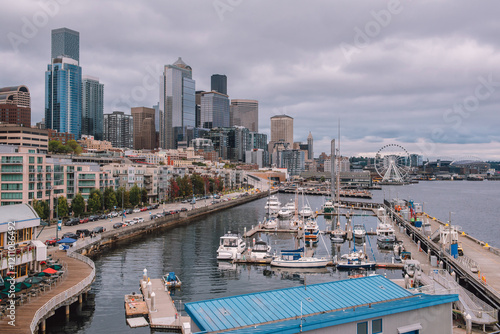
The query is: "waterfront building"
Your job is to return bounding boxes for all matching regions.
[159,57,196,149]
[101,163,158,203]
[307,131,313,160]
[131,107,156,150]
[200,91,230,129]
[0,85,31,126]
[0,204,47,281]
[47,129,75,145]
[185,275,458,334]
[0,124,49,153]
[81,76,104,140]
[211,74,227,95]
[230,99,258,132]
[277,149,305,176]
[103,111,133,149]
[45,28,82,140]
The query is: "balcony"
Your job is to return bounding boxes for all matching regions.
[1,167,24,173]
[78,175,96,180]
[1,157,23,164]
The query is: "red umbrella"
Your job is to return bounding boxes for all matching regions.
[42,268,57,274]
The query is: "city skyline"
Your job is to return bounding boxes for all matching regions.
[2,1,500,159]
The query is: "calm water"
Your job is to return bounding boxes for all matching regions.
[45,181,499,333]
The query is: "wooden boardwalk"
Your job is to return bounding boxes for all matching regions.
[0,250,93,334]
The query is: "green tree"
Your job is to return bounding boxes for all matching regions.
[116,187,130,209]
[177,175,192,198]
[48,140,63,154]
[33,199,50,220]
[103,187,117,210]
[71,193,85,217]
[88,192,101,213]
[66,140,83,155]
[141,188,148,204]
[89,189,103,211]
[129,184,141,206]
[57,196,69,217]
[191,174,204,195]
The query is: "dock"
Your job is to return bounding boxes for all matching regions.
[139,277,191,331]
[279,188,372,199]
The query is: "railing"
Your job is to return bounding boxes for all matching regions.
[67,235,102,253]
[457,255,480,274]
[29,253,95,333]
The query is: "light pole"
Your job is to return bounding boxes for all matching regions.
[55,195,59,240]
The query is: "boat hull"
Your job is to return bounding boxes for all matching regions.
[336,262,376,270]
[270,258,329,268]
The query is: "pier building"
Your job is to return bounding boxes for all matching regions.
[185,275,458,333]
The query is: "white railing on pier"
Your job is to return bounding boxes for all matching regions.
[29,252,95,333]
[456,255,480,274]
[67,234,102,254]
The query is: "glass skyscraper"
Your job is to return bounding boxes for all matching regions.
[51,28,79,62]
[81,76,104,140]
[45,57,82,139]
[200,91,230,129]
[159,57,196,149]
[45,28,82,139]
[211,74,227,95]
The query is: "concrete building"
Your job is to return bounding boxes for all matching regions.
[103,111,133,149]
[81,76,104,140]
[245,148,265,168]
[0,85,31,126]
[78,135,112,152]
[159,57,196,149]
[0,124,49,153]
[201,91,230,129]
[191,138,214,152]
[131,107,156,150]
[230,99,258,132]
[102,163,158,203]
[277,149,305,176]
[185,275,458,334]
[0,204,47,281]
[210,74,227,95]
[47,129,75,146]
[269,115,293,161]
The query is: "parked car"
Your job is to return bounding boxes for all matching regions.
[180,207,188,212]
[88,215,98,221]
[92,226,105,234]
[99,214,108,220]
[62,232,79,239]
[79,217,89,224]
[140,207,147,212]
[133,208,141,213]
[125,208,133,214]
[113,222,124,229]
[64,218,79,226]
[45,238,59,246]
[76,229,90,237]
[133,217,144,223]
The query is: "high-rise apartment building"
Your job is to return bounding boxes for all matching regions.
[103,111,133,148]
[159,57,196,149]
[45,28,82,139]
[211,74,227,95]
[200,91,230,129]
[0,85,31,126]
[230,99,258,132]
[81,76,104,140]
[131,107,156,150]
[269,114,293,153]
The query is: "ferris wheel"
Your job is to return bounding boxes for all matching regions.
[375,144,411,182]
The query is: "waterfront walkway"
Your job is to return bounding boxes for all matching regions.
[0,250,93,334]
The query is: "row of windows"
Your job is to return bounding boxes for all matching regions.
[357,319,382,334]
[1,192,22,199]
[1,183,22,190]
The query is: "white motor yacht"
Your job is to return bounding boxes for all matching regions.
[216,232,246,260]
[299,204,313,218]
[248,239,272,260]
[264,195,281,216]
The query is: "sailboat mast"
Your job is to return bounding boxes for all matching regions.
[336,121,341,228]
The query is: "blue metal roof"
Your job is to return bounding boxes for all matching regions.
[185,275,457,333]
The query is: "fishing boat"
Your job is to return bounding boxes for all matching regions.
[216,232,246,260]
[353,224,366,239]
[162,272,182,289]
[264,195,281,216]
[299,204,313,218]
[304,219,319,245]
[248,239,272,260]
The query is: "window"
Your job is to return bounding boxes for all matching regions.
[1,174,22,181]
[16,227,32,242]
[372,319,382,334]
[29,156,35,163]
[357,322,368,334]
[37,157,43,164]
[15,263,28,278]
[1,192,22,199]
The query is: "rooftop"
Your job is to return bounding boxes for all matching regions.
[185,275,458,333]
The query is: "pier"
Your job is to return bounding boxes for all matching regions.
[279,187,372,199]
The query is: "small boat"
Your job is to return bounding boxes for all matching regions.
[376,221,396,249]
[248,239,272,260]
[264,195,281,216]
[304,219,319,245]
[299,204,313,218]
[336,250,376,270]
[322,198,335,214]
[162,272,181,289]
[271,255,329,268]
[261,217,278,229]
[330,228,346,243]
[353,224,366,239]
[217,232,246,260]
[278,206,292,218]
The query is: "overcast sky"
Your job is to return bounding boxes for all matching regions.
[2,0,500,160]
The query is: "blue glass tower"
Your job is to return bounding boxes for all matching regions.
[51,28,79,62]
[82,76,104,140]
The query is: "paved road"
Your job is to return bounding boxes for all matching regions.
[37,191,251,243]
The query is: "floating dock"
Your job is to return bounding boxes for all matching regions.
[124,293,148,318]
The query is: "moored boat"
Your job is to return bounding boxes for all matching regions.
[264,195,281,216]
[248,239,272,260]
[299,204,313,218]
[217,232,246,260]
[162,272,182,289]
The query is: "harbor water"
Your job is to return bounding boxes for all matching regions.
[45,181,499,333]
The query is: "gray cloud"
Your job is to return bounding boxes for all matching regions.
[1,0,500,160]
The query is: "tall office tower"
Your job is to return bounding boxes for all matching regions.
[81,76,104,140]
[0,85,31,126]
[103,111,133,148]
[45,28,82,139]
[159,57,196,149]
[307,131,313,160]
[269,114,293,153]
[230,99,258,132]
[195,90,205,128]
[200,91,230,129]
[131,107,156,150]
[211,74,227,95]
[152,102,160,132]
[51,28,79,62]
